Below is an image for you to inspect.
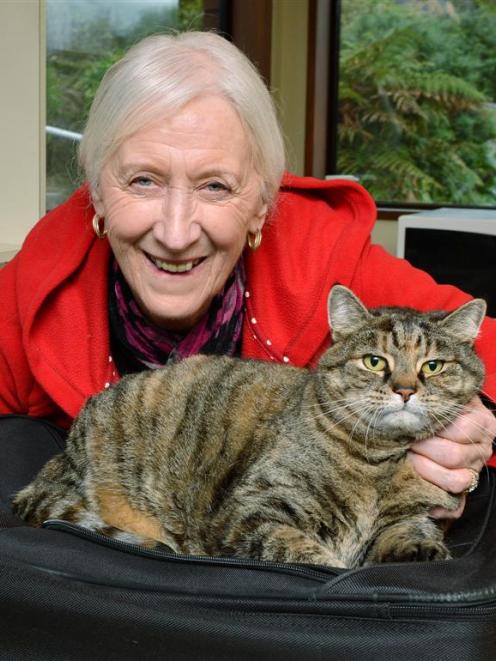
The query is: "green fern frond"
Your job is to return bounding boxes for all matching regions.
[400,73,485,106]
[338,125,375,146]
[374,152,442,188]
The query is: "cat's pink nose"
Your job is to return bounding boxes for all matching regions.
[394,387,416,403]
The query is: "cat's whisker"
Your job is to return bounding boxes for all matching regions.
[309,399,379,452]
[302,397,361,416]
[299,402,350,426]
[347,401,381,463]
[432,405,489,438]
[365,404,386,459]
[289,400,366,438]
[363,404,377,445]
[306,397,374,427]
[323,406,370,431]
[347,402,374,439]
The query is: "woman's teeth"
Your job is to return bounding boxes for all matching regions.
[151,257,201,273]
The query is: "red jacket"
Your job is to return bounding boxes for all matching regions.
[2,173,496,443]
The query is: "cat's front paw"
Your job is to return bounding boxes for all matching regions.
[373,537,450,564]
[366,521,451,565]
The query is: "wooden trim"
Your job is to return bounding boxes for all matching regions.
[227,0,272,85]
[202,0,231,34]
[377,208,415,221]
[325,0,340,176]
[304,0,317,175]
[375,204,478,221]
[305,0,332,177]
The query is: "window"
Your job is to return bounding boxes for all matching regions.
[46,0,206,211]
[331,0,496,208]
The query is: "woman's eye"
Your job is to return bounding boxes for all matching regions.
[131,176,154,187]
[362,354,387,372]
[421,359,445,376]
[201,181,231,196]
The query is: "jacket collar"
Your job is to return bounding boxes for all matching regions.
[20,174,376,415]
[243,173,377,366]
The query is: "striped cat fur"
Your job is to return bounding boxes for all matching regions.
[13,285,486,568]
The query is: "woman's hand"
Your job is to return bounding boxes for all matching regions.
[407,396,496,519]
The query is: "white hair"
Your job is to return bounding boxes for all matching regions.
[79,31,286,206]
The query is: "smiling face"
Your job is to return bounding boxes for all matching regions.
[92,95,268,331]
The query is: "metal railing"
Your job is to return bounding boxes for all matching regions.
[46,125,82,141]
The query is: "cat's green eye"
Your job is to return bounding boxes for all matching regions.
[362,354,387,372]
[421,359,445,376]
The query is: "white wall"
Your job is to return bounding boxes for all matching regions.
[372,219,397,256]
[271,0,308,175]
[0,0,44,262]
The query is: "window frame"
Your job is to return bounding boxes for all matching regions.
[306,0,496,220]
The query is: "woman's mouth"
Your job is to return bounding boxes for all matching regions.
[146,252,205,274]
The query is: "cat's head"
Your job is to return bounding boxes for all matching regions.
[319,285,486,442]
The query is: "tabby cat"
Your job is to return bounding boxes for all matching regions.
[13,285,486,568]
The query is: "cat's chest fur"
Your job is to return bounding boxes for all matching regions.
[315,458,403,567]
[339,492,381,567]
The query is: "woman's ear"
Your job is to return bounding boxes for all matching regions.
[91,188,105,217]
[249,201,269,234]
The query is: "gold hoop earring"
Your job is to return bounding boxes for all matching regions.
[92,214,107,239]
[247,229,262,251]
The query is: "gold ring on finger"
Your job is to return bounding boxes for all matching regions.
[466,468,480,494]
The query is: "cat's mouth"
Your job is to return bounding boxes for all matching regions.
[378,406,426,436]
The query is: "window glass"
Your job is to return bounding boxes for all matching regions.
[337,0,496,207]
[46,0,203,210]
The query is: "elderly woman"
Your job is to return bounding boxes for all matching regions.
[0,31,495,520]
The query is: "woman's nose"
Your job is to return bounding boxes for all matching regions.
[152,186,201,250]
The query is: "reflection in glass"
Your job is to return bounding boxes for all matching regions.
[46,0,203,210]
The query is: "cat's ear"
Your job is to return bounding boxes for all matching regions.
[440,298,487,344]
[328,285,370,341]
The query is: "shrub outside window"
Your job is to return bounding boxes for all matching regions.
[336,0,496,208]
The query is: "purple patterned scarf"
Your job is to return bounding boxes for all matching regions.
[109,258,245,371]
